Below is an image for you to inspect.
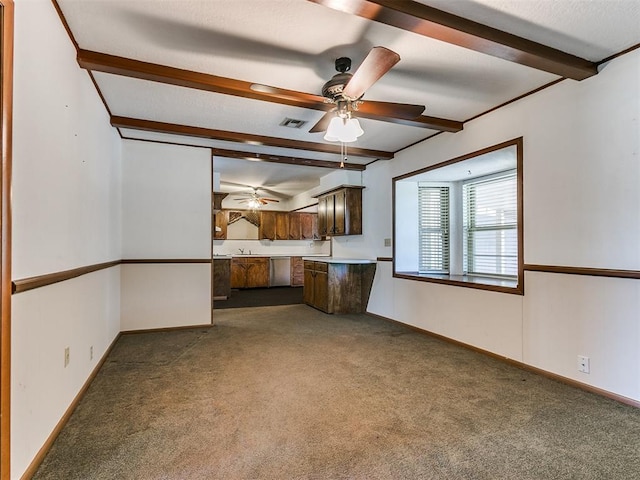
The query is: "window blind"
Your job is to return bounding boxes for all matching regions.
[418,186,450,273]
[463,172,517,278]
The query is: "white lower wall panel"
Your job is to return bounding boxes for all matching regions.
[11,267,121,479]
[367,261,395,320]
[392,278,524,361]
[523,271,640,401]
[120,264,212,331]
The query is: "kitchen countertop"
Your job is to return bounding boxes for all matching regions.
[302,257,376,264]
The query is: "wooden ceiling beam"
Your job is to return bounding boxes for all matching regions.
[78,49,462,132]
[111,116,394,160]
[309,0,598,80]
[79,50,329,111]
[211,148,366,171]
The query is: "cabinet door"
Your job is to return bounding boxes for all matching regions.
[313,263,329,312]
[299,213,313,240]
[303,264,315,305]
[214,211,227,239]
[333,190,346,235]
[289,213,302,240]
[290,256,304,286]
[259,211,276,240]
[311,213,320,240]
[212,258,231,297]
[246,258,269,288]
[275,212,290,240]
[230,258,246,288]
[325,194,336,236]
[317,196,328,237]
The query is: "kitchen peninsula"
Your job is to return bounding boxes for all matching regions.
[303,258,376,314]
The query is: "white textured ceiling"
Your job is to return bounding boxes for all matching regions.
[57,0,640,198]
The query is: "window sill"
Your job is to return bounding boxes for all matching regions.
[394,271,523,295]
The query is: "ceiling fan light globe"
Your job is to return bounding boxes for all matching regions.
[324,116,362,143]
[324,116,345,142]
[345,118,364,139]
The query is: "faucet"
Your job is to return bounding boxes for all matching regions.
[238,248,244,255]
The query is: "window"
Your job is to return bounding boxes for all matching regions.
[418,186,449,273]
[463,172,517,278]
[393,139,523,294]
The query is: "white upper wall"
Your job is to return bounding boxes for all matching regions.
[12,0,122,280]
[384,51,639,271]
[121,140,211,258]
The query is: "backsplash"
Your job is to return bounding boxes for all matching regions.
[213,238,330,256]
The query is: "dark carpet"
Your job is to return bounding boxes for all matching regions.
[33,305,640,479]
[213,286,303,309]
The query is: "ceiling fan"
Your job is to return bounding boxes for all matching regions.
[253,46,426,142]
[312,46,425,142]
[232,187,280,209]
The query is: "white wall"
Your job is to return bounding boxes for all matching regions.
[11,1,122,477]
[213,238,330,257]
[120,140,211,330]
[342,49,640,402]
[120,263,211,331]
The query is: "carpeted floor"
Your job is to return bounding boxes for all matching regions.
[214,286,303,309]
[33,305,640,479]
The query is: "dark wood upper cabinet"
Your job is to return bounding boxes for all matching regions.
[289,213,301,240]
[275,212,289,240]
[214,211,228,239]
[259,211,277,240]
[299,213,315,240]
[315,186,363,237]
[317,197,328,237]
[218,209,318,241]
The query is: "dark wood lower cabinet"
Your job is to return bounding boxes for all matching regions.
[291,256,304,287]
[212,257,231,299]
[303,260,375,314]
[231,257,269,288]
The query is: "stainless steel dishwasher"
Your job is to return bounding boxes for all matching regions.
[269,257,291,287]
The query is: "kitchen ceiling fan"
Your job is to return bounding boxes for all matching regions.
[232,187,280,208]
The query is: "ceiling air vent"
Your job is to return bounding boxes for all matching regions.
[280,117,307,129]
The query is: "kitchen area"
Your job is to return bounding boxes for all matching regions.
[212,185,376,314]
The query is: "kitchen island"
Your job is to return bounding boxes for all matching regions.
[302,258,376,314]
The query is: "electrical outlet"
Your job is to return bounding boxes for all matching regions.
[64,347,70,368]
[578,355,590,373]
[384,238,392,247]
[90,345,94,361]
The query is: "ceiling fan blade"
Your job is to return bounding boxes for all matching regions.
[260,198,280,202]
[342,46,400,100]
[357,100,425,120]
[309,112,335,133]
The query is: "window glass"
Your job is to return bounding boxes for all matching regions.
[418,186,450,273]
[463,172,517,278]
